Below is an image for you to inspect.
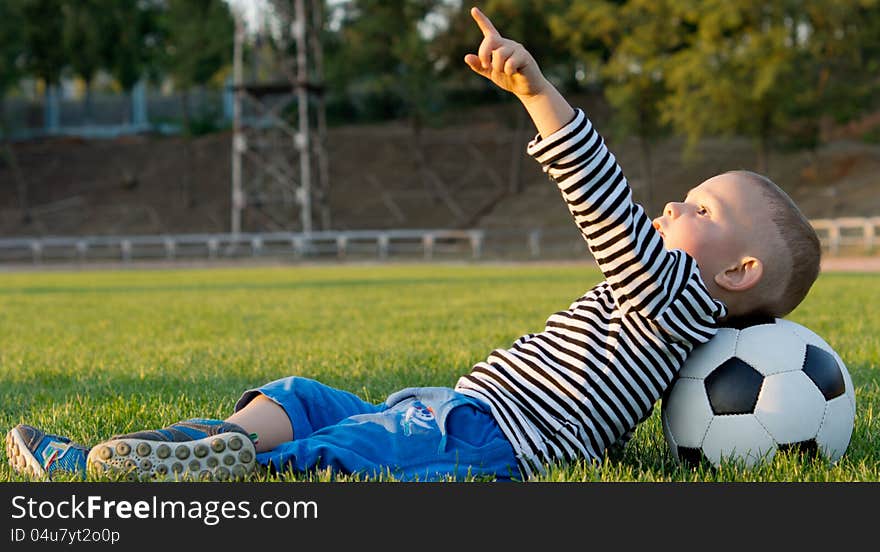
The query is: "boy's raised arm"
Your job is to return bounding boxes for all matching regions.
[464,7,723,328]
[464,7,574,138]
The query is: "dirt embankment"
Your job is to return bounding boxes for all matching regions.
[2,99,879,238]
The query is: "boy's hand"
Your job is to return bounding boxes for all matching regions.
[464,7,549,99]
[463,6,574,139]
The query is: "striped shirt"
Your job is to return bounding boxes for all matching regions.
[454,109,727,478]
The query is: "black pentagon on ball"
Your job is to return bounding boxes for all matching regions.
[802,344,846,400]
[778,440,819,458]
[677,446,711,468]
[704,357,764,415]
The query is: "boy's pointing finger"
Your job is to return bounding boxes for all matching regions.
[471,6,500,38]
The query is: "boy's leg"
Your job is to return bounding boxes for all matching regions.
[86,419,256,482]
[224,395,292,453]
[257,388,519,481]
[5,424,89,480]
[229,376,384,449]
[86,376,380,481]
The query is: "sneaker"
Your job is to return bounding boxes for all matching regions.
[86,419,257,481]
[5,424,89,480]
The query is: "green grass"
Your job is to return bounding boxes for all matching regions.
[1,263,878,482]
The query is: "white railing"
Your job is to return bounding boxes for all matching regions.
[810,217,879,256]
[0,229,486,265]
[0,217,876,265]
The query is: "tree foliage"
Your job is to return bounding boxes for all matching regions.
[62,0,104,88]
[20,0,67,86]
[160,0,234,90]
[433,1,577,91]
[549,0,685,213]
[0,0,25,97]
[61,0,107,120]
[779,0,880,151]
[0,0,877,158]
[660,0,879,171]
[324,0,443,125]
[105,0,164,93]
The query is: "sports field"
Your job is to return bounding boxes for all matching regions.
[1,263,878,482]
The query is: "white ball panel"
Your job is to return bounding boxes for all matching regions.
[779,320,855,403]
[661,379,713,448]
[837,353,857,413]
[777,318,832,349]
[788,321,856,413]
[702,415,777,468]
[816,396,856,463]
[679,328,738,379]
[754,371,826,443]
[661,409,679,461]
[735,323,806,376]
[822,346,857,414]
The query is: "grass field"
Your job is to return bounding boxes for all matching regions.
[1,262,878,482]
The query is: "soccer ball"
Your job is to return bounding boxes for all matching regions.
[661,317,856,468]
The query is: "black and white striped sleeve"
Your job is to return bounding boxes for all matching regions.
[526,109,718,326]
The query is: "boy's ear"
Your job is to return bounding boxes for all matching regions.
[714,257,763,292]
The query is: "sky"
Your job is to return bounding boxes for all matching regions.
[223,0,271,32]
[223,0,452,37]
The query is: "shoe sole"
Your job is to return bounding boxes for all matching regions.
[5,427,48,480]
[86,433,257,482]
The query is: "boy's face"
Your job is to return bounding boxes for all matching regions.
[651,173,771,281]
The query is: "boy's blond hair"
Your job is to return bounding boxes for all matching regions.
[727,170,821,317]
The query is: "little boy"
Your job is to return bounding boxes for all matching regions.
[5,7,820,482]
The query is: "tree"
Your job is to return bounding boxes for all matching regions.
[661,0,803,173]
[21,0,68,134]
[158,0,234,207]
[62,0,104,123]
[0,0,24,98]
[325,0,444,204]
[0,0,30,223]
[327,0,442,127]
[482,0,578,88]
[20,0,67,88]
[550,0,683,216]
[662,0,880,175]
[100,0,162,123]
[160,0,234,131]
[434,1,578,100]
[778,1,880,157]
[432,0,576,193]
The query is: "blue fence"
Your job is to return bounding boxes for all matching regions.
[3,80,233,141]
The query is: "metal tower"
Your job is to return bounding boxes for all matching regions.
[231,0,329,235]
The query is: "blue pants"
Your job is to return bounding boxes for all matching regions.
[234,376,520,481]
